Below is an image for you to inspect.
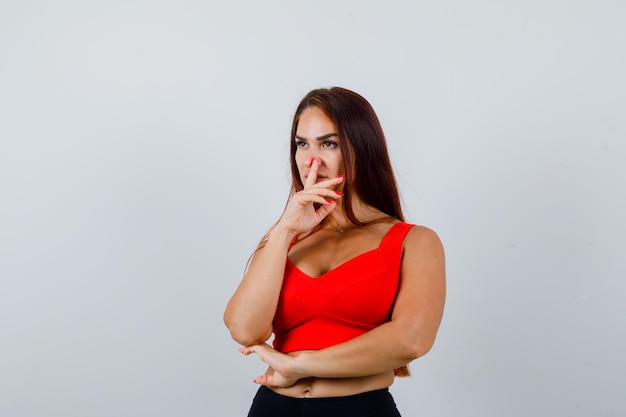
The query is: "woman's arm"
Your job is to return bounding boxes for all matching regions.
[224,160,343,346]
[223,226,297,347]
[242,226,446,385]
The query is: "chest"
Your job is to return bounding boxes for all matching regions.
[288,231,383,278]
[277,249,400,327]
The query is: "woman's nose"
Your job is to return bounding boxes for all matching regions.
[306,155,321,167]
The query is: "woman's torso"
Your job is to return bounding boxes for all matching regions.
[270,219,404,398]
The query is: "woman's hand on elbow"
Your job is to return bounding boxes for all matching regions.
[239,344,308,388]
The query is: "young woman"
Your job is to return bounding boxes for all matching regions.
[224,87,446,417]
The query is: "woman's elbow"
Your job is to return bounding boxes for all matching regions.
[225,320,271,347]
[229,330,269,347]
[398,331,437,362]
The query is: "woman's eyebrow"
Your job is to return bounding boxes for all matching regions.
[294,133,339,141]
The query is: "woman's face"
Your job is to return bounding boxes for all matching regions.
[294,106,345,188]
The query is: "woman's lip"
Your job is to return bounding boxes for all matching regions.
[304,174,327,180]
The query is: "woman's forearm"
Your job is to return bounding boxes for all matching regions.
[223,226,296,346]
[292,318,435,379]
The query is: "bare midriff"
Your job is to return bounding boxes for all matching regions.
[267,350,395,398]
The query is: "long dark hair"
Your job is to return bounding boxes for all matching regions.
[289,87,404,226]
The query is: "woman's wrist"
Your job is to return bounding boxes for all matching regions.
[290,351,314,380]
[269,224,299,243]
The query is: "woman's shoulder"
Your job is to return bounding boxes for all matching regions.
[399,224,445,284]
[403,224,444,254]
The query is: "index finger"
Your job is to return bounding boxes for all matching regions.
[303,157,318,189]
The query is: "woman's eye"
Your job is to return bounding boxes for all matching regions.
[322,141,337,148]
[295,141,307,148]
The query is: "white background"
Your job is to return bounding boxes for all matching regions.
[1,1,625,416]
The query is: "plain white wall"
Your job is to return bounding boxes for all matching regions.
[1,1,624,416]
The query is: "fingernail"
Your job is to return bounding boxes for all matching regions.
[335,192,344,197]
[336,175,344,179]
[325,199,331,203]
[311,157,316,165]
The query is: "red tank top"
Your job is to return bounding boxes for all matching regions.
[272,222,414,353]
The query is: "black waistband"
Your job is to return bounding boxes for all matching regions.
[248,385,401,417]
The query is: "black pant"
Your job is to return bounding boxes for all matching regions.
[247,386,402,417]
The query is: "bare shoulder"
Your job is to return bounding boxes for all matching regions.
[400,225,446,281]
[403,225,444,255]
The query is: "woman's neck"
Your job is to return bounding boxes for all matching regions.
[322,202,389,233]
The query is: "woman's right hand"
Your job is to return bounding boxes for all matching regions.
[277,158,344,236]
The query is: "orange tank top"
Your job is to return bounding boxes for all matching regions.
[272,222,414,353]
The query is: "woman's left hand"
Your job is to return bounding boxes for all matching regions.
[239,344,305,388]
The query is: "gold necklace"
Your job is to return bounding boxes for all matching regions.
[323,220,349,233]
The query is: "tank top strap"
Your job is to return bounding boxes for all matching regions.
[288,234,298,250]
[379,222,415,282]
[379,222,415,250]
